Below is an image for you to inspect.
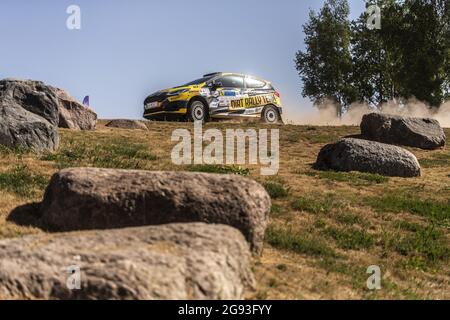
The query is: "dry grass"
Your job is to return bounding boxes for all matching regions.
[0,120,448,300]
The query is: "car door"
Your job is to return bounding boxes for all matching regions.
[212,75,246,113]
[243,76,272,115]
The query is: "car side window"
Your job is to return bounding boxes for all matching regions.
[245,77,266,89]
[215,76,245,88]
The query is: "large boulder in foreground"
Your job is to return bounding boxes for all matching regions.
[0,101,59,151]
[0,79,97,130]
[314,138,421,177]
[361,113,446,150]
[105,119,148,130]
[0,223,254,300]
[40,168,271,254]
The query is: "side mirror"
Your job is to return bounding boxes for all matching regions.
[208,81,222,89]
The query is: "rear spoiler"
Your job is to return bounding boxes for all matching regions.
[203,72,222,77]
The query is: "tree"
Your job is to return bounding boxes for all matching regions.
[295,0,356,117]
[350,0,404,108]
[396,0,450,106]
[350,0,450,107]
[298,0,450,112]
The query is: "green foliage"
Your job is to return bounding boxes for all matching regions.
[0,165,48,198]
[264,182,289,199]
[270,204,286,218]
[335,212,363,226]
[324,226,375,250]
[314,218,327,229]
[295,0,355,116]
[419,153,450,168]
[296,0,450,110]
[394,0,450,106]
[41,138,157,170]
[188,164,250,176]
[266,225,338,258]
[350,0,405,106]
[364,195,450,226]
[393,221,425,233]
[385,223,449,269]
[291,193,339,214]
[317,258,367,282]
[306,170,389,186]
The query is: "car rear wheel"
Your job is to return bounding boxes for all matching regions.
[262,105,280,124]
[188,100,207,123]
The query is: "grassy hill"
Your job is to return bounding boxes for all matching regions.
[0,121,449,299]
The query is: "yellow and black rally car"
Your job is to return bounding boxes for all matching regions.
[143,72,283,123]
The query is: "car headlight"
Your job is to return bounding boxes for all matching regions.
[167,89,189,96]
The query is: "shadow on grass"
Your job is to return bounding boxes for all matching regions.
[6,203,48,231]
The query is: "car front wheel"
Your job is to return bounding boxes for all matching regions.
[188,100,207,123]
[262,105,280,124]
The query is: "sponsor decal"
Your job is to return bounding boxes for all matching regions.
[209,101,220,109]
[199,88,210,97]
[216,92,247,107]
[230,94,274,110]
[244,107,263,115]
[223,90,237,97]
[145,102,160,110]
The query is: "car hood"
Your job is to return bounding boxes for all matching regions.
[155,84,205,94]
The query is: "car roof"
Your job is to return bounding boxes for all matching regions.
[202,72,269,82]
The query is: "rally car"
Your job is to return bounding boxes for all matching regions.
[143,72,283,123]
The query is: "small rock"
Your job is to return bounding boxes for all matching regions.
[314,138,421,177]
[0,223,255,300]
[361,113,446,150]
[55,88,97,130]
[105,119,148,130]
[40,168,271,254]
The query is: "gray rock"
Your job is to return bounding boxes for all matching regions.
[0,223,255,300]
[361,113,446,150]
[0,79,60,126]
[0,79,97,130]
[314,138,421,177]
[40,168,271,254]
[105,119,148,130]
[54,88,97,130]
[0,100,59,151]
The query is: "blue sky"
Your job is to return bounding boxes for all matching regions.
[0,0,365,121]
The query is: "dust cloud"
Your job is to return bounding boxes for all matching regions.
[287,99,450,128]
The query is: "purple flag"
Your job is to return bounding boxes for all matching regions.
[82,95,90,107]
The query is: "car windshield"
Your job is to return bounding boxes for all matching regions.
[183,76,214,86]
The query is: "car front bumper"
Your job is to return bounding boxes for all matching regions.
[143,100,188,119]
